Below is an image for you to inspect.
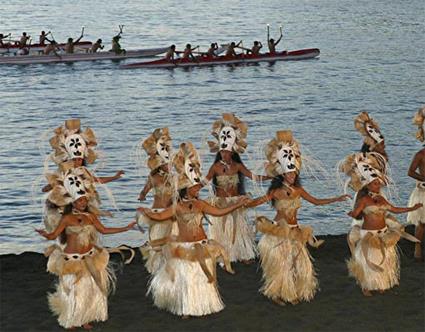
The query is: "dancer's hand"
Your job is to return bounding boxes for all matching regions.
[126,221,137,230]
[413,203,423,210]
[138,193,146,201]
[337,194,351,202]
[35,229,48,238]
[347,211,354,217]
[115,170,125,179]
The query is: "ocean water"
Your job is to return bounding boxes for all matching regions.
[1,0,424,254]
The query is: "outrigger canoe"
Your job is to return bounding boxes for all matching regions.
[121,48,320,69]
[0,41,93,55]
[0,47,169,65]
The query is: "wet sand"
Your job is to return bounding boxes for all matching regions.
[1,228,424,332]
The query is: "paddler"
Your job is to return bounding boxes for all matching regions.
[91,39,104,53]
[206,42,219,57]
[267,28,282,54]
[164,44,177,60]
[225,41,242,57]
[111,34,126,55]
[0,33,11,47]
[43,40,61,55]
[250,41,263,55]
[182,43,198,60]
[65,33,84,54]
[39,31,51,45]
[19,32,30,48]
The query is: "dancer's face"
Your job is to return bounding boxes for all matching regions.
[187,184,201,198]
[73,196,88,211]
[73,158,84,167]
[283,171,297,185]
[367,179,382,193]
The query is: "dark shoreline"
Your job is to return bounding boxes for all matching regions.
[1,230,424,332]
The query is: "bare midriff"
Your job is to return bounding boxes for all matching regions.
[63,214,96,254]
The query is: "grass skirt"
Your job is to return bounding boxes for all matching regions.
[407,183,425,226]
[137,209,178,273]
[208,196,257,262]
[148,241,225,316]
[256,216,320,304]
[46,246,114,328]
[347,227,400,291]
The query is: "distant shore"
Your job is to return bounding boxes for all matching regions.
[1,229,424,332]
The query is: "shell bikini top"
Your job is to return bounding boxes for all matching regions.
[363,204,391,216]
[65,224,98,247]
[275,196,302,215]
[215,174,239,188]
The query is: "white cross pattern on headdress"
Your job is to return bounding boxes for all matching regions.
[276,144,298,174]
[365,123,384,144]
[63,174,87,201]
[156,138,170,164]
[219,126,237,151]
[65,134,87,160]
[184,159,201,185]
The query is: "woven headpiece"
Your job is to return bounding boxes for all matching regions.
[49,119,97,165]
[207,113,248,154]
[173,142,202,190]
[340,152,389,192]
[142,128,172,170]
[354,112,384,149]
[265,130,302,177]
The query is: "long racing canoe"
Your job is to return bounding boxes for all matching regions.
[0,47,169,65]
[121,48,320,69]
[0,41,93,55]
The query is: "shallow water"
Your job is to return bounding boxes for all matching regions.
[1,0,424,254]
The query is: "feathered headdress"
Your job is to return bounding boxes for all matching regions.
[265,130,302,177]
[49,119,97,165]
[142,128,172,170]
[413,106,425,143]
[173,142,203,190]
[340,152,389,192]
[354,112,384,149]
[207,113,248,154]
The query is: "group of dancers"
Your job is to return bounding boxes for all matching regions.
[36,109,425,329]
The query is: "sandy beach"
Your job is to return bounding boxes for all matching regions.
[1,227,423,332]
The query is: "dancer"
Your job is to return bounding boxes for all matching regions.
[205,113,269,263]
[138,142,250,318]
[354,111,388,160]
[137,128,177,272]
[341,152,422,296]
[407,106,425,260]
[247,130,349,305]
[43,119,124,232]
[36,168,135,330]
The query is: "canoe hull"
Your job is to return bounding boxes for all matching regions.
[0,47,169,65]
[121,48,320,69]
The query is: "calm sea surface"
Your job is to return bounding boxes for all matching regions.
[1,0,424,254]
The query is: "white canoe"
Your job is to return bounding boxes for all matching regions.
[0,47,169,65]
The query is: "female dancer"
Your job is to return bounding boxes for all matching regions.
[137,128,177,272]
[407,107,425,259]
[205,113,269,263]
[342,152,422,296]
[138,142,250,318]
[36,168,135,330]
[43,119,124,232]
[247,130,349,305]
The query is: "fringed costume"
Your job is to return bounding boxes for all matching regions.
[148,211,232,316]
[257,130,322,304]
[341,151,412,293]
[138,128,178,272]
[207,113,256,262]
[407,108,425,226]
[147,142,233,317]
